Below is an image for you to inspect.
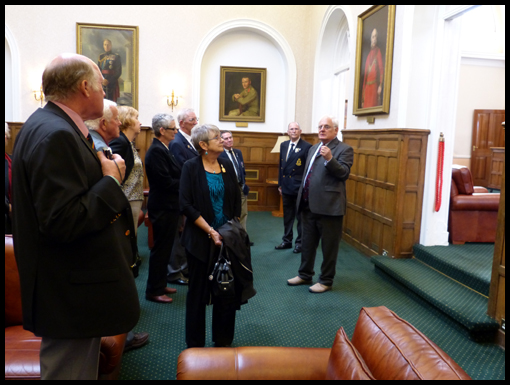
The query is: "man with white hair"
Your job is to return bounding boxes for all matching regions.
[11,53,139,379]
[85,99,120,152]
[287,115,353,293]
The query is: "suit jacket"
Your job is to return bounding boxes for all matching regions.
[145,138,181,212]
[11,102,140,339]
[278,138,312,196]
[109,131,135,184]
[169,130,199,167]
[180,156,241,263]
[296,137,354,216]
[219,148,250,195]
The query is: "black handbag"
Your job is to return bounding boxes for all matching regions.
[209,242,235,298]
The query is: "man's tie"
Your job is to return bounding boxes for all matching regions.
[87,133,95,149]
[229,150,242,184]
[302,144,322,202]
[287,143,295,161]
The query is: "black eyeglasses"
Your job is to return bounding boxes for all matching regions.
[164,126,178,131]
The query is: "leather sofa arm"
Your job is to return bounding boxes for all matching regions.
[99,334,127,375]
[177,346,331,380]
[450,193,500,211]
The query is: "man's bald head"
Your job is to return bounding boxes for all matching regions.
[43,53,101,103]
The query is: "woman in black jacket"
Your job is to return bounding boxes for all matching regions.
[180,123,241,348]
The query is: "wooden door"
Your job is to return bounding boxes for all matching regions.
[471,109,505,186]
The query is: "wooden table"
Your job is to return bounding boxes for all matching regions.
[266,178,284,217]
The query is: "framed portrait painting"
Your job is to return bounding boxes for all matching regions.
[77,23,139,109]
[219,66,266,123]
[353,5,396,116]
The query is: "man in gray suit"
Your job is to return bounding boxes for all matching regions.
[287,116,353,293]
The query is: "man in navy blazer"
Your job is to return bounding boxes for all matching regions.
[288,116,353,294]
[275,122,311,253]
[169,108,199,166]
[219,130,250,230]
[167,108,199,285]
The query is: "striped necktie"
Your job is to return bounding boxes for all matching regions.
[229,150,242,184]
[87,133,95,149]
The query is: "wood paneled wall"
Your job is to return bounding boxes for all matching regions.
[341,129,430,259]
[6,122,317,212]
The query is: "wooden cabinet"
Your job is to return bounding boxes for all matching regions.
[488,131,505,347]
[341,129,430,259]
[488,147,505,190]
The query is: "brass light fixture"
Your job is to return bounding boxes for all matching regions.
[33,85,44,107]
[166,90,178,111]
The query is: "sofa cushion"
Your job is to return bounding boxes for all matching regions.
[5,326,41,380]
[351,306,471,380]
[452,167,474,195]
[325,327,375,380]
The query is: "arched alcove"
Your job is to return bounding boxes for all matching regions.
[192,19,296,132]
[312,6,352,136]
[5,24,21,122]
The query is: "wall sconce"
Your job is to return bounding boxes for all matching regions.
[33,85,44,107]
[166,90,178,111]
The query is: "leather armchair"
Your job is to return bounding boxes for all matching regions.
[5,235,127,380]
[177,306,471,380]
[449,167,500,244]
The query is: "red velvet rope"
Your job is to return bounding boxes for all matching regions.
[435,134,445,212]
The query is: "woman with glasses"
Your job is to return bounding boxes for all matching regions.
[179,124,242,348]
[144,113,181,304]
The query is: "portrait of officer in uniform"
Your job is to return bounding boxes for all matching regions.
[98,39,122,102]
[228,77,259,117]
[220,66,266,122]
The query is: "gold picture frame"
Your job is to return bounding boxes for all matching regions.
[77,23,139,109]
[353,5,396,116]
[219,66,266,123]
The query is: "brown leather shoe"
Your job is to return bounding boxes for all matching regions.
[164,287,177,294]
[145,294,173,303]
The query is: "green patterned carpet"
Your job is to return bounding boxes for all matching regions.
[120,212,505,380]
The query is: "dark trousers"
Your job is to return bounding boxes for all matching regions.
[282,193,302,246]
[146,209,180,296]
[298,207,344,286]
[40,337,101,380]
[186,251,236,348]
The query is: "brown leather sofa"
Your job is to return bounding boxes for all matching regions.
[176,306,471,380]
[449,166,500,244]
[5,235,127,380]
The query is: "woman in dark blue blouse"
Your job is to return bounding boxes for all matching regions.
[179,124,241,348]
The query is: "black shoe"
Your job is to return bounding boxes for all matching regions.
[167,277,189,285]
[275,242,292,250]
[124,332,149,352]
[293,245,302,253]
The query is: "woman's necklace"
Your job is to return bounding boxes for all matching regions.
[203,158,222,174]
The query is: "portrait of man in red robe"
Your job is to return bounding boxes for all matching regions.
[362,28,384,108]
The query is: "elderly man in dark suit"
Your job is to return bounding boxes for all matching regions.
[166,108,199,285]
[287,116,353,293]
[219,130,250,231]
[275,122,311,253]
[11,53,140,379]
